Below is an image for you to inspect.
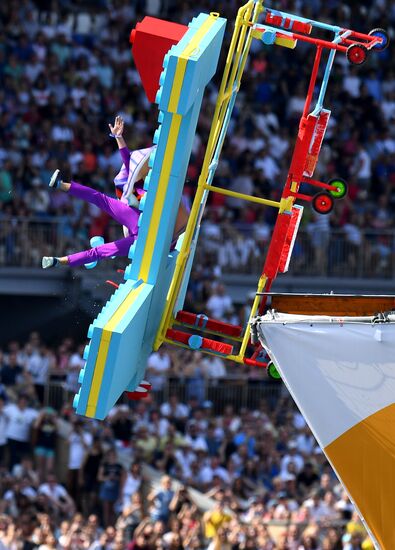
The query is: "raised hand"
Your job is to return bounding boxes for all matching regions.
[109,115,124,137]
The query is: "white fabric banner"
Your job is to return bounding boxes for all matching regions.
[255,312,395,448]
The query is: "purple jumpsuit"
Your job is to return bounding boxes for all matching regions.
[67,147,141,267]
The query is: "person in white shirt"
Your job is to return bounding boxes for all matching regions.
[121,462,143,511]
[280,441,304,475]
[296,426,316,456]
[147,348,171,391]
[25,345,53,404]
[199,456,230,487]
[254,148,280,181]
[5,394,38,468]
[0,397,8,466]
[303,491,339,522]
[4,477,37,503]
[202,356,226,380]
[67,420,92,505]
[160,395,189,421]
[66,344,85,393]
[174,442,196,479]
[206,284,233,321]
[39,473,75,518]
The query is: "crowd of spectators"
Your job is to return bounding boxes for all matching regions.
[0,0,393,547]
[0,0,395,276]
[0,330,376,549]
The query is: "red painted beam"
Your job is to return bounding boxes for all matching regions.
[175,311,243,337]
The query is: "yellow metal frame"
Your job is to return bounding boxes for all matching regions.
[155,0,279,364]
[203,183,281,208]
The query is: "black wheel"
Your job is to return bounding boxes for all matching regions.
[267,361,281,381]
[312,192,334,214]
[346,44,368,65]
[369,28,389,51]
[328,178,348,199]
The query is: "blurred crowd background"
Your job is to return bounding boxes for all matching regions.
[0,0,394,548]
[0,0,395,277]
[0,331,376,550]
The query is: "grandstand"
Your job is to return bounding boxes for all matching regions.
[0,0,393,548]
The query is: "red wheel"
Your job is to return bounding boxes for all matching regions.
[347,44,368,65]
[312,193,334,214]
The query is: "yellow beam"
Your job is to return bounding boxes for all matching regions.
[238,274,268,358]
[163,338,245,362]
[203,183,281,208]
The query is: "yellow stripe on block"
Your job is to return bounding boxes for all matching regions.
[139,114,182,280]
[143,16,219,276]
[85,330,112,417]
[168,14,219,113]
[86,284,146,416]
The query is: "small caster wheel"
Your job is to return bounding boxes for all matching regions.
[312,192,334,214]
[347,44,368,65]
[368,28,389,51]
[328,178,348,199]
[267,361,281,381]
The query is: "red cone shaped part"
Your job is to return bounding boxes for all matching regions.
[130,17,188,103]
[125,388,149,400]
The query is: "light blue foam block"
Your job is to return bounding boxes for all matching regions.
[94,282,154,419]
[168,87,204,178]
[74,279,143,416]
[126,247,180,391]
[158,13,209,113]
[76,12,226,419]
[175,17,226,115]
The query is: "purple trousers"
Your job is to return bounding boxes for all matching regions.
[67,182,140,267]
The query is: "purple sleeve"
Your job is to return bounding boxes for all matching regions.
[119,147,130,174]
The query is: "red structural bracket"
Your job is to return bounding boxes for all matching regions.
[304,110,330,177]
[166,328,234,355]
[265,11,312,35]
[175,310,243,337]
[244,358,268,368]
[263,212,293,279]
[130,16,187,103]
[278,206,303,274]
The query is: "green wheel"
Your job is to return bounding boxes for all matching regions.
[267,361,281,381]
[328,178,348,199]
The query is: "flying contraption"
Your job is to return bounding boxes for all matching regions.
[72,3,390,545]
[73,2,388,420]
[73,11,228,420]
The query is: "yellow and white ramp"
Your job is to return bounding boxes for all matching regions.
[255,312,395,550]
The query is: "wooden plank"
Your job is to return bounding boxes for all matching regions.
[266,294,395,316]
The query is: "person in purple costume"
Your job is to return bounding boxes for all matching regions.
[42,116,189,269]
